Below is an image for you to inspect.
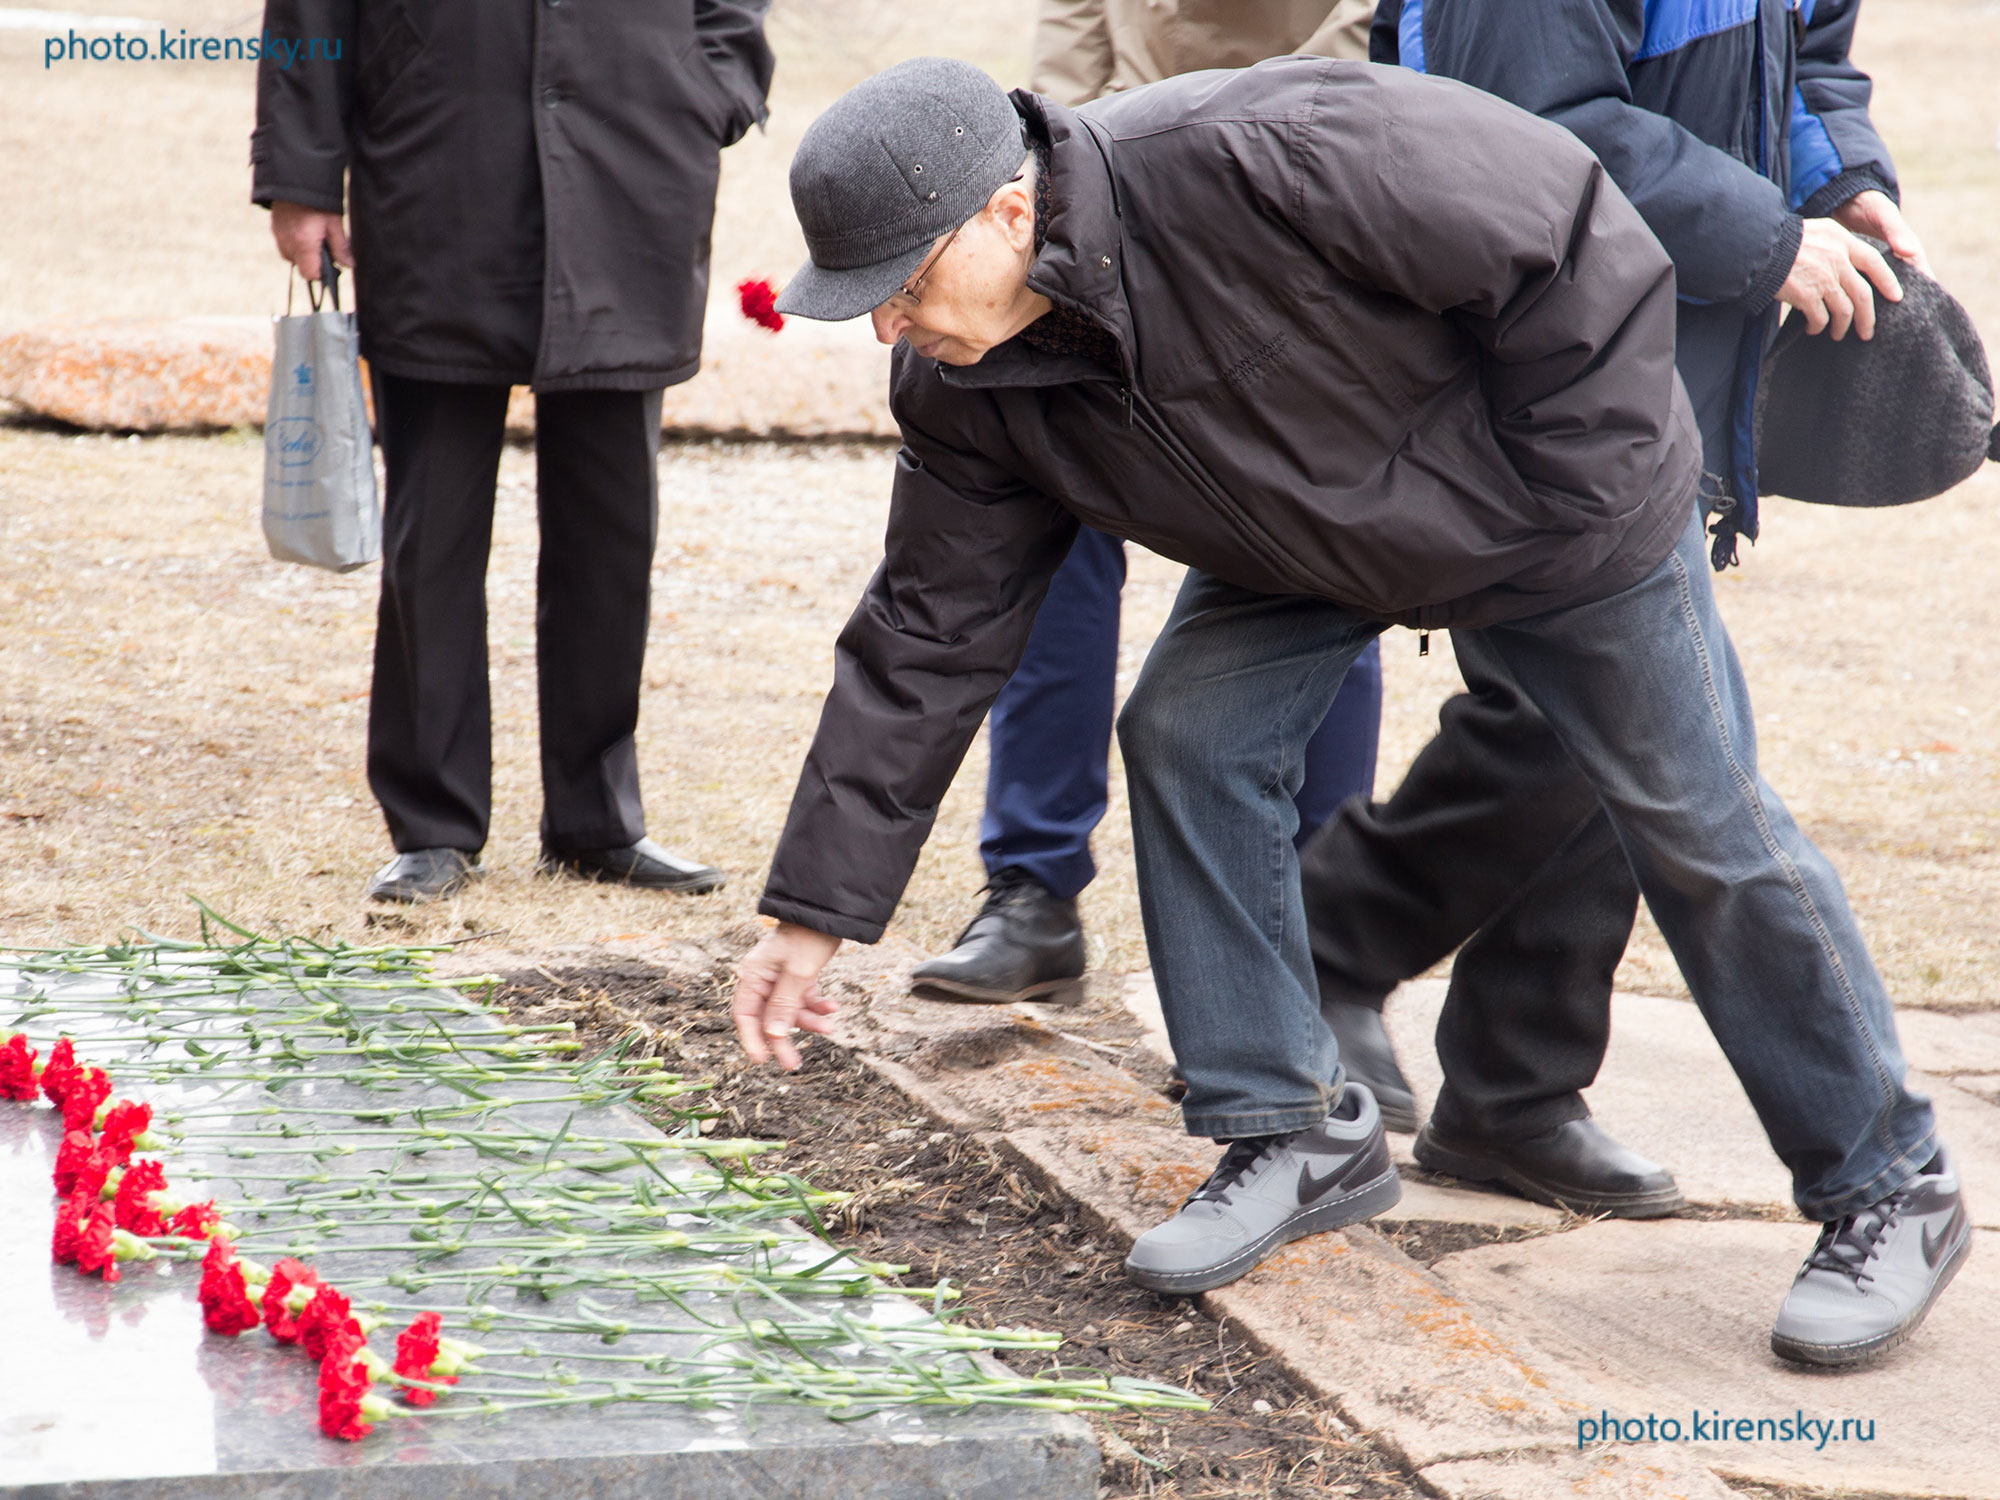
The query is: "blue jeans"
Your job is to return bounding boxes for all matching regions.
[1119,508,1936,1220]
[982,525,1382,900]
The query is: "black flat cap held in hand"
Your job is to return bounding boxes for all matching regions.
[777,57,1027,321]
[1756,247,1998,507]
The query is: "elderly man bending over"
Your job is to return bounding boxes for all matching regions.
[730,57,1966,1368]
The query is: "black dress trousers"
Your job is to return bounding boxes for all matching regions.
[366,372,664,856]
[1299,631,1642,1140]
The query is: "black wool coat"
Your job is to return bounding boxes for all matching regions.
[251,0,774,392]
[759,60,1704,944]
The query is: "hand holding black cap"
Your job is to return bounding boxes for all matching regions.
[778,57,1027,322]
[1757,244,1998,507]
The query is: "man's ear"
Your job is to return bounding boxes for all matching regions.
[987,177,1037,255]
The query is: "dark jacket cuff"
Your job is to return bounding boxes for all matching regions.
[1800,168,1897,221]
[252,176,344,214]
[1741,214,1803,312]
[757,893,886,945]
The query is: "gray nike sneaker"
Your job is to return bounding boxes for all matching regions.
[1771,1149,1971,1368]
[1124,1083,1402,1295]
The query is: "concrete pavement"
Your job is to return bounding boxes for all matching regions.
[1115,972,2000,1497]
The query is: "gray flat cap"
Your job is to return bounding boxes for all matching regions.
[777,57,1027,321]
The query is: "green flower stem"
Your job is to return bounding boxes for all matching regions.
[163,1087,700,1125]
[226,1197,829,1235]
[236,1228,791,1260]
[421,1367,1208,1416]
[380,1263,902,1299]
[421,1302,1043,1350]
[213,1173,842,1211]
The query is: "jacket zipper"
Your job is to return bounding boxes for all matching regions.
[1122,385,1314,592]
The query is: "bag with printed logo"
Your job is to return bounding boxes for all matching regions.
[262,250,379,572]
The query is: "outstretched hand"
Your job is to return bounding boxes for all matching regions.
[731,922,842,1070]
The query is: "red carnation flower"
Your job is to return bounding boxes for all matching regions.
[0,1034,37,1101]
[100,1100,152,1163]
[40,1037,78,1106]
[73,1197,119,1281]
[198,1237,264,1337]
[169,1200,221,1238]
[51,1186,91,1264]
[114,1159,169,1236]
[263,1257,319,1343]
[318,1321,388,1441]
[737,277,785,333]
[299,1285,355,1362]
[61,1067,111,1132]
[319,1385,376,1442]
[392,1311,458,1406]
[319,1318,366,1383]
[53,1128,111,1198]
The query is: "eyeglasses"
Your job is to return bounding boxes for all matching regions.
[882,173,1026,311]
[883,221,966,311]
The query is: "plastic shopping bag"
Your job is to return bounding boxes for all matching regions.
[262,253,380,572]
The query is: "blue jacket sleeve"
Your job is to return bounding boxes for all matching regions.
[1416,0,1799,312]
[1791,0,1897,216]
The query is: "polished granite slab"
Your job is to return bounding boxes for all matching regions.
[0,987,1098,1500]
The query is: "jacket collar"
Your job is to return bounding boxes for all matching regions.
[937,92,1136,391]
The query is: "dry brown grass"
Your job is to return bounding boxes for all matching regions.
[5,427,2000,1014]
[2,1,1998,1015]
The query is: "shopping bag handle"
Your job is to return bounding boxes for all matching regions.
[284,247,346,315]
[308,245,343,312]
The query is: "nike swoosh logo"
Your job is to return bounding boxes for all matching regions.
[1923,1204,1968,1269]
[1298,1160,1352,1205]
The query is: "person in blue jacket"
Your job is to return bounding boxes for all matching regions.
[1295,0,1936,1239]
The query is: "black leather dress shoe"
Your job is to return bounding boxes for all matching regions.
[537,837,726,894]
[1321,998,1420,1133]
[909,871,1087,1004]
[367,849,483,904]
[1415,1116,1684,1218]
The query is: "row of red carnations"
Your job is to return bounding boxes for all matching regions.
[4,1029,476,1440]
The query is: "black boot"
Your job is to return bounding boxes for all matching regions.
[1321,998,1420,1133]
[909,871,1086,1004]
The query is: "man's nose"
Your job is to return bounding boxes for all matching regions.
[872,304,912,346]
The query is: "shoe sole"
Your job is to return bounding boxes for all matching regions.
[1122,1164,1404,1296]
[1414,1132,1684,1219]
[909,976,1086,1006]
[537,863,726,895]
[1770,1225,1972,1368]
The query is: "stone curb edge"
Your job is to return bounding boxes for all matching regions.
[845,1024,1740,1500]
[0,314,899,440]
